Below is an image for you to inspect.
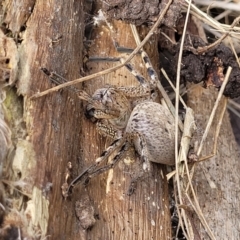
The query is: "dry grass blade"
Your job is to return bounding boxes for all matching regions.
[175,108,196,239]
[227,103,240,118]
[183,0,240,38]
[174,0,193,239]
[194,0,240,12]
[228,98,240,111]
[199,97,228,162]
[172,1,233,239]
[196,16,240,53]
[30,0,173,99]
[180,141,216,240]
[227,37,240,67]
[160,68,187,109]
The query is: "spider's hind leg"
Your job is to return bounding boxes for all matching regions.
[127,132,153,195]
[66,136,127,195]
[88,55,151,98]
[87,140,130,180]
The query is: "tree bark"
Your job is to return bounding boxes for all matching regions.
[2,0,85,238]
[22,1,85,238]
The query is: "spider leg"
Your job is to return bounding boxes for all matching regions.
[93,16,157,99]
[86,141,130,180]
[67,137,126,194]
[129,24,159,87]
[96,120,122,139]
[40,68,79,93]
[117,60,151,98]
[88,52,152,98]
[81,132,154,196]
[139,50,159,86]
[113,41,135,54]
[95,136,126,163]
[126,132,153,195]
[130,132,152,171]
[41,68,121,120]
[87,56,151,98]
[119,50,160,102]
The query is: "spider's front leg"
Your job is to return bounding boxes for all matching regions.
[88,53,156,101]
[96,120,123,139]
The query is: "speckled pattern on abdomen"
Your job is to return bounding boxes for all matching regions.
[126,101,176,165]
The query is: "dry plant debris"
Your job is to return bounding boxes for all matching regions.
[102,0,182,28]
[177,36,240,98]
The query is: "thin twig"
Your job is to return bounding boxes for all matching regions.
[214,10,232,21]
[199,97,228,162]
[197,66,232,156]
[183,0,240,33]
[161,68,187,109]
[30,0,173,99]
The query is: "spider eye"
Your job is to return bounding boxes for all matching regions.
[85,107,97,123]
[98,92,104,98]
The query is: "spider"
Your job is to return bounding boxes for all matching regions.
[43,48,178,197]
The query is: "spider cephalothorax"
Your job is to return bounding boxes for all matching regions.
[85,87,132,131]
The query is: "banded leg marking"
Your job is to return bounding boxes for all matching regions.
[67,137,126,193]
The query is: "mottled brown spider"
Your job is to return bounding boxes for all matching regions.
[42,45,178,197]
[44,48,178,197]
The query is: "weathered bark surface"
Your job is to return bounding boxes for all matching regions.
[2,0,35,34]
[22,1,85,238]
[102,0,182,28]
[188,85,240,239]
[2,0,85,238]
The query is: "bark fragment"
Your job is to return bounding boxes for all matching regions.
[102,0,182,28]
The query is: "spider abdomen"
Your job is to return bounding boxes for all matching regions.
[126,102,176,165]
